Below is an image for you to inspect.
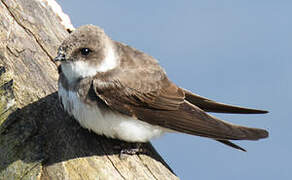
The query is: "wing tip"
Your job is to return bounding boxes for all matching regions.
[245,109,269,114]
[183,89,269,114]
[216,139,247,152]
[261,110,269,114]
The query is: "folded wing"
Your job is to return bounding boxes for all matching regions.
[92,43,268,151]
[183,89,268,114]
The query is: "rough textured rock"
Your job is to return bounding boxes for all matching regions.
[0,0,179,179]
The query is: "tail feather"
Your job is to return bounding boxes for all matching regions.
[170,102,269,141]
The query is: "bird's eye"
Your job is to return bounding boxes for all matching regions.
[80,48,92,56]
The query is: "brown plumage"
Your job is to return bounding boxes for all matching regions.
[55,25,269,151]
[92,40,268,151]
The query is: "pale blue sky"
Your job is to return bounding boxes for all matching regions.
[57,1,291,179]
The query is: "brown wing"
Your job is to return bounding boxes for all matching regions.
[93,43,268,148]
[183,89,268,114]
[94,42,185,111]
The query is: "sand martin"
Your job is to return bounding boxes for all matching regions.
[54,25,268,151]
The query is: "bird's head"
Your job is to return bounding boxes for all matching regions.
[54,25,118,82]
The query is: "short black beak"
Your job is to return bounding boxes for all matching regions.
[54,53,66,62]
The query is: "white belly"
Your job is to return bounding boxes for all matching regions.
[58,83,166,142]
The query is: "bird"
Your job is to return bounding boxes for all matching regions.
[54,24,269,152]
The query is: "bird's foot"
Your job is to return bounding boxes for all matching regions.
[115,142,147,159]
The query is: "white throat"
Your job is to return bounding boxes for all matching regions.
[61,44,118,83]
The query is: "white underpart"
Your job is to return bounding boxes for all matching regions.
[38,0,75,31]
[61,61,100,83]
[58,83,166,142]
[61,45,118,83]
